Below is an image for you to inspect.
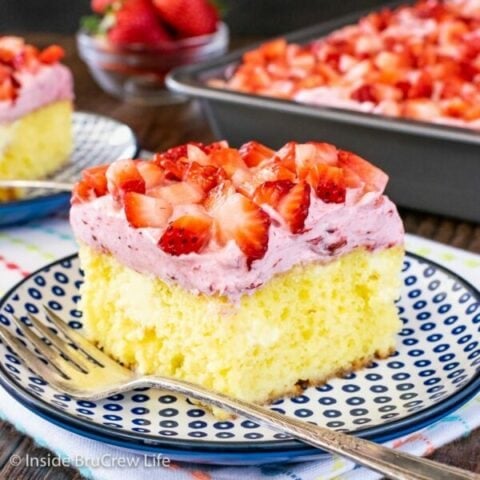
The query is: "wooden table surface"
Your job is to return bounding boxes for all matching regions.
[0,33,479,479]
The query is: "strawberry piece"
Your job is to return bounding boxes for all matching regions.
[0,65,11,83]
[82,165,109,197]
[161,145,189,161]
[137,161,165,190]
[153,0,218,38]
[254,160,297,186]
[39,45,64,64]
[12,45,39,71]
[204,180,236,212]
[403,98,441,121]
[203,140,229,153]
[337,150,388,193]
[308,164,346,204]
[163,142,205,161]
[294,142,337,179]
[276,141,298,172]
[153,155,187,181]
[253,180,294,208]
[150,181,205,205]
[210,148,247,178]
[0,48,14,65]
[186,144,209,165]
[260,39,287,60]
[407,72,433,99]
[159,213,212,255]
[71,180,94,205]
[0,37,24,54]
[308,142,338,164]
[269,160,297,181]
[0,78,16,101]
[184,162,224,193]
[108,0,172,48]
[106,159,146,202]
[91,0,115,14]
[124,192,172,228]
[239,141,275,167]
[213,193,270,266]
[277,181,311,233]
[351,84,377,103]
[294,144,320,180]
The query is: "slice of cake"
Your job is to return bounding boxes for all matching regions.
[0,36,74,201]
[70,140,404,412]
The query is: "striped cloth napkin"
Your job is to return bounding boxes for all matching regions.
[0,213,479,480]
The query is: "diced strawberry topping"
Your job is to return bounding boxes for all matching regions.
[186,144,209,165]
[0,37,68,101]
[71,180,94,205]
[162,143,205,162]
[137,161,165,190]
[294,143,320,179]
[337,150,388,193]
[0,48,14,65]
[253,180,295,208]
[213,193,270,266]
[277,181,311,233]
[307,142,339,163]
[153,156,187,181]
[214,1,480,128]
[73,140,390,261]
[0,78,16,101]
[276,142,298,172]
[351,84,377,103]
[210,148,247,178]
[150,181,204,205]
[260,39,287,60]
[82,165,109,197]
[294,142,339,179]
[124,192,172,228]
[239,141,275,167]
[106,159,146,202]
[268,160,297,181]
[38,45,65,64]
[203,140,229,153]
[183,162,224,193]
[159,213,213,255]
[308,164,346,204]
[204,180,236,212]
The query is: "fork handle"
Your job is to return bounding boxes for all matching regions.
[137,376,478,480]
[0,179,74,191]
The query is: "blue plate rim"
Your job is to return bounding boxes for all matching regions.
[0,111,140,210]
[0,251,479,457]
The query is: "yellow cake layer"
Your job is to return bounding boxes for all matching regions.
[79,244,404,407]
[0,100,73,201]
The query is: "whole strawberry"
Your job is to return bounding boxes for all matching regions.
[108,0,172,47]
[91,0,116,14]
[153,0,219,37]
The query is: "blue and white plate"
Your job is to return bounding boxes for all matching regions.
[0,112,138,227]
[0,252,479,465]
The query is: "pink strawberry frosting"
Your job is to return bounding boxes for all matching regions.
[70,187,404,302]
[0,63,73,124]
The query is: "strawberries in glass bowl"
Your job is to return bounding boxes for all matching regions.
[77,0,228,104]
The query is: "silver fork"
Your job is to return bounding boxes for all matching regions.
[0,180,74,191]
[0,308,478,480]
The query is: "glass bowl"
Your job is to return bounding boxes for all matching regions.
[77,23,229,105]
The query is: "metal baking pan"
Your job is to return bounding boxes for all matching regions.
[166,4,480,223]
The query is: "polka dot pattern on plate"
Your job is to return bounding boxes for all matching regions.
[0,253,478,447]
